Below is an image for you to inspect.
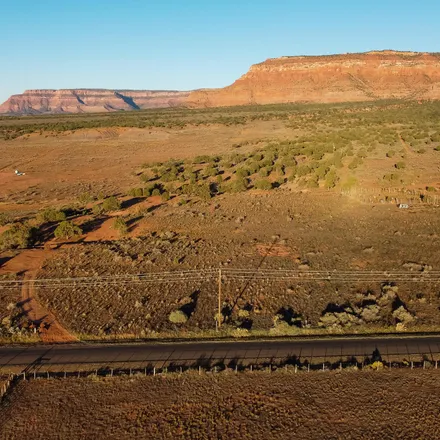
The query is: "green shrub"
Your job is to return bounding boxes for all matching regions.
[341,176,358,190]
[161,191,171,201]
[348,157,363,170]
[386,150,396,158]
[92,204,104,216]
[296,164,311,177]
[205,166,219,177]
[247,162,261,174]
[195,183,212,201]
[0,223,37,250]
[324,170,339,188]
[193,155,212,164]
[78,192,93,205]
[357,148,367,158]
[54,221,82,239]
[0,213,12,227]
[36,208,66,224]
[418,148,426,154]
[235,167,250,178]
[395,161,406,169]
[383,173,399,181]
[306,175,319,188]
[254,179,272,190]
[259,167,272,177]
[102,196,121,212]
[168,310,188,324]
[113,217,128,235]
[230,178,248,193]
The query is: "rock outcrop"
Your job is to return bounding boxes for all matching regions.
[3,51,440,114]
[187,50,440,107]
[0,89,191,114]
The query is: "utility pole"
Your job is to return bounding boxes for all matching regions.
[217,268,222,330]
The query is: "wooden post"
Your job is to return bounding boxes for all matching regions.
[217,268,222,330]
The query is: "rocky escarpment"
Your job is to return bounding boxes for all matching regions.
[3,51,440,114]
[187,50,440,107]
[0,89,191,114]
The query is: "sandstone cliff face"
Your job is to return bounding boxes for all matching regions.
[187,51,440,107]
[3,51,440,114]
[0,89,191,114]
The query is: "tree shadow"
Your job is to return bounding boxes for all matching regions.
[0,255,12,268]
[121,197,144,210]
[321,302,353,315]
[229,236,280,314]
[180,290,200,319]
[276,306,303,327]
[79,216,109,234]
[126,216,143,232]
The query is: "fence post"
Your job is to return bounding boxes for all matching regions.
[217,268,222,330]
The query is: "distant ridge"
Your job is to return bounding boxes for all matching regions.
[0,89,192,115]
[2,51,440,115]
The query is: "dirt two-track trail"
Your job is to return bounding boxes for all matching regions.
[2,249,77,343]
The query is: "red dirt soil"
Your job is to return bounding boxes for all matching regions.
[0,249,77,343]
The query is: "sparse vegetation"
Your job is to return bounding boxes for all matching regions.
[0,223,37,250]
[54,221,82,239]
[113,217,128,236]
[102,196,121,212]
[36,208,66,224]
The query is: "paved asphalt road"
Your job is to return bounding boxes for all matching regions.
[1,335,440,373]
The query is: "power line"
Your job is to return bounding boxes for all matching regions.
[1,268,439,290]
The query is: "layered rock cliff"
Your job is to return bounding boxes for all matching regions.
[0,89,191,114]
[187,51,440,107]
[2,51,440,114]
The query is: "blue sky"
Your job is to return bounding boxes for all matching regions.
[1,0,439,103]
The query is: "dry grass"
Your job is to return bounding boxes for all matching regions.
[34,191,440,338]
[1,370,440,439]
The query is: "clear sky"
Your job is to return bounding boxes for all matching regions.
[1,0,439,103]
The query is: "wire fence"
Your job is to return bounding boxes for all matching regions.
[1,268,440,290]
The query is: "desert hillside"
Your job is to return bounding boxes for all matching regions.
[2,51,440,114]
[187,50,440,107]
[0,89,191,114]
